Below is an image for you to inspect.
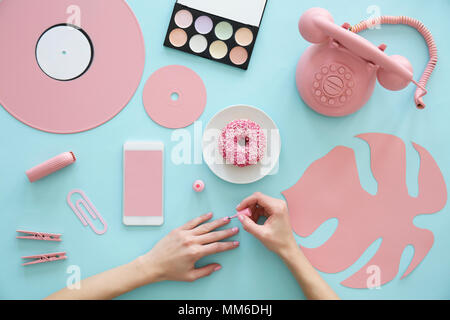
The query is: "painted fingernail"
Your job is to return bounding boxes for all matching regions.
[232,227,239,233]
[214,266,222,272]
[223,217,230,222]
[233,241,240,246]
[206,212,213,217]
[238,214,244,221]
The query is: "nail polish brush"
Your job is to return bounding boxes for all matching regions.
[228,208,252,220]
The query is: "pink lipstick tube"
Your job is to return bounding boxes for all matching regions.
[26,152,76,183]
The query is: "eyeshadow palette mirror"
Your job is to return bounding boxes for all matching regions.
[164,0,268,70]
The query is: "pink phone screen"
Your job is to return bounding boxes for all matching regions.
[124,150,163,217]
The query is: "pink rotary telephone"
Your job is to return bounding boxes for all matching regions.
[296,8,437,117]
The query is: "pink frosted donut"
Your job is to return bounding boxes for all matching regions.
[218,119,266,167]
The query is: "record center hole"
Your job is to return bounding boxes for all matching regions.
[171,92,179,101]
[62,50,67,55]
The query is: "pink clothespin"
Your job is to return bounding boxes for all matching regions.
[16,230,62,242]
[21,252,67,266]
[228,208,252,220]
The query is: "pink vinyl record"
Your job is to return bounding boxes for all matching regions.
[0,0,145,134]
[143,65,207,129]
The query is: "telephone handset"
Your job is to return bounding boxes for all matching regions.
[296,8,437,117]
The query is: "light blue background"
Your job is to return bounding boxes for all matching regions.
[1,0,449,300]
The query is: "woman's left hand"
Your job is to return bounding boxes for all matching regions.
[137,212,240,283]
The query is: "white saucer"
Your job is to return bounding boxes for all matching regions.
[202,105,281,184]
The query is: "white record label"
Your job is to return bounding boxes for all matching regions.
[36,24,93,81]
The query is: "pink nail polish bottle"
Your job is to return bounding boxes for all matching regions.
[193,180,205,192]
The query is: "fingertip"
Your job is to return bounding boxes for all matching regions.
[214,265,222,272]
[204,212,214,222]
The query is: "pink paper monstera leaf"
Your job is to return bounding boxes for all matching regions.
[282,133,447,288]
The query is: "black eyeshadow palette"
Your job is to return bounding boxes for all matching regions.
[164,0,267,70]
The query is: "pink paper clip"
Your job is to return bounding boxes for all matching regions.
[67,189,108,235]
[22,252,67,266]
[16,230,62,242]
[228,208,253,220]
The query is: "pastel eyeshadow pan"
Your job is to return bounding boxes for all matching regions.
[169,28,188,47]
[189,34,208,53]
[229,46,248,65]
[215,21,233,40]
[209,40,228,59]
[174,9,193,28]
[235,27,254,47]
[195,15,213,34]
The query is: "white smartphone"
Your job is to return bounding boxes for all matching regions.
[123,141,164,226]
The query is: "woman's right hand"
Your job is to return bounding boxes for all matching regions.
[237,192,340,300]
[236,192,298,258]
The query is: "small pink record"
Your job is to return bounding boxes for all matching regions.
[143,65,207,129]
[0,0,145,134]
